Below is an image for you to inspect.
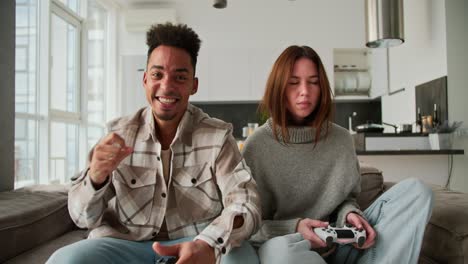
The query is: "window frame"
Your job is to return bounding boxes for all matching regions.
[14,0,117,189]
[14,0,40,188]
[49,0,83,120]
[45,1,84,184]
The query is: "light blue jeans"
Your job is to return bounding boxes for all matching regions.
[258,178,434,264]
[47,235,258,264]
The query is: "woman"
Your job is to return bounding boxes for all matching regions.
[242,45,433,264]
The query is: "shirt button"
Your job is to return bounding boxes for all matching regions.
[131,179,136,184]
[221,247,226,254]
[157,156,161,161]
[161,193,167,198]
[191,178,197,184]
[152,232,157,236]
[217,237,224,244]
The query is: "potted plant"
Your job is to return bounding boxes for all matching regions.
[427,121,463,150]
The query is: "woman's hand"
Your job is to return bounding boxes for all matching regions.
[346,213,377,249]
[296,218,329,248]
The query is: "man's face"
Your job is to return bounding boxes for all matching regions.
[143,45,198,124]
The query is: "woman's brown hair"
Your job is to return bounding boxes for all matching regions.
[260,45,334,143]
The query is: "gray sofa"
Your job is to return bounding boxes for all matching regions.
[1,164,467,263]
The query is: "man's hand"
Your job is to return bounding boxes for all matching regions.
[153,240,215,264]
[346,212,377,249]
[89,132,133,186]
[296,218,329,248]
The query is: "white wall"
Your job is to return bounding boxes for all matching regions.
[359,155,451,186]
[116,0,466,191]
[445,0,468,193]
[381,0,447,127]
[117,0,366,110]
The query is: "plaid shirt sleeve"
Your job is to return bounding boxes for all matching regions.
[194,131,262,261]
[68,167,115,229]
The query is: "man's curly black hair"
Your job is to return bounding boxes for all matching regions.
[146,23,201,74]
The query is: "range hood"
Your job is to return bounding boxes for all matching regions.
[365,0,405,48]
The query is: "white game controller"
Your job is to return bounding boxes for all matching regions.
[313,224,366,247]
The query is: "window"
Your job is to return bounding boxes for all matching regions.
[86,0,108,152]
[15,0,39,187]
[14,0,114,189]
[48,2,82,185]
[50,122,79,183]
[50,12,80,114]
[56,0,80,14]
[14,119,38,186]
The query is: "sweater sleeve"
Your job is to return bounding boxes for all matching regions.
[334,144,365,227]
[334,198,363,227]
[242,135,301,243]
[249,218,301,244]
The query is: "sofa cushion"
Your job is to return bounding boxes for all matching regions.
[357,163,384,210]
[4,230,87,264]
[0,188,75,262]
[420,187,468,263]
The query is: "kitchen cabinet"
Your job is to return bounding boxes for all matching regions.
[333,49,370,98]
[195,48,251,101]
[333,48,388,100]
[121,48,390,103]
[355,132,464,186]
[353,132,464,153]
[120,51,259,105]
[192,47,275,102]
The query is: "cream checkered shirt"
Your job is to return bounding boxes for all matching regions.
[68,104,261,261]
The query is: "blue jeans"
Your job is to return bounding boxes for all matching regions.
[258,178,434,264]
[47,236,258,264]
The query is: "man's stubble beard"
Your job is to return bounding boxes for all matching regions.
[154,110,177,121]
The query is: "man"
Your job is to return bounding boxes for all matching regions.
[47,23,261,264]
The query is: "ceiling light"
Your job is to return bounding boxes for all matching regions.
[213,0,227,9]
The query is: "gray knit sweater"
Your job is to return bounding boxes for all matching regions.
[242,119,362,244]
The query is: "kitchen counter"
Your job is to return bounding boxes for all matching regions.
[356,132,428,137]
[352,132,464,153]
[357,149,464,155]
[352,132,464,186]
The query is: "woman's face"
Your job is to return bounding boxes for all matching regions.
[285,57,321,125]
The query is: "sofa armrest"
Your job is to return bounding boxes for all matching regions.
[420,187,468,263]
[383,181,397,192]
[0,187,76,262]
[357,163,384,211]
